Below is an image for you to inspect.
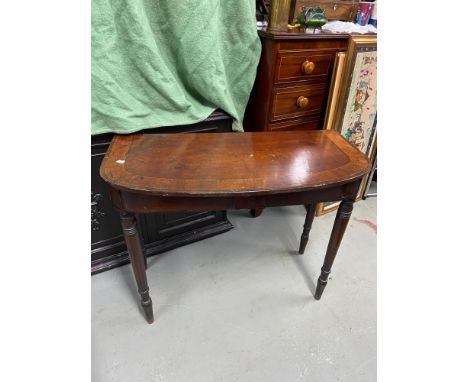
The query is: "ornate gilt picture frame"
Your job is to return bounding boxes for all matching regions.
[317,34,377,216]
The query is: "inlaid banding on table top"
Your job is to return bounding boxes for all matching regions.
[100,131,371,197]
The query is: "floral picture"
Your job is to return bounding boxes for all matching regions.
[317,36,377,216]
[340,50,377,156]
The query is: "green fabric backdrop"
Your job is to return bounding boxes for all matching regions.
[92,0,261,135]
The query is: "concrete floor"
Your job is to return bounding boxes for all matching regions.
[92,197,376,382]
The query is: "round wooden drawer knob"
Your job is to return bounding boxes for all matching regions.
[301,60,315,74]
[296,96,309,109]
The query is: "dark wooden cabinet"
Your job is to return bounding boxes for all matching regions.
[91,111,234,274]
[243,30,349,132]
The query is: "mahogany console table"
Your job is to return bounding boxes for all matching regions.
[100,130,370,324]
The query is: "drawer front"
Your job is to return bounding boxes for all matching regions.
[269,115,321,131]
[276,51,335,83]
[271,84,328,122]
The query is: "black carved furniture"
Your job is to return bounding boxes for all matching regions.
[91,110,233,274]
[100,130,371,324]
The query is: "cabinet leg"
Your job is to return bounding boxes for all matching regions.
[120,212,154,324]
[250,208,263,217]
[299,203,317,254]
[315,200,353,300]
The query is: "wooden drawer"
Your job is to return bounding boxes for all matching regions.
[269,115,321,131]
[275,51,335,83]
[271,83,328,122]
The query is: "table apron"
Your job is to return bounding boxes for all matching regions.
[111,181,361,213]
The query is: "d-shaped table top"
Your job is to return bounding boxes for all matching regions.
[100,130,371,197]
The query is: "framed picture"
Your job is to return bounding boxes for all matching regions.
[316,35,377,216]
[355,127,377,199]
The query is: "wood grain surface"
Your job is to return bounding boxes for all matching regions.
[100,130,370,197]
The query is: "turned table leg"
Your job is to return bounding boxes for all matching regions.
[120,212,154,324]
[315,200,354,300]
[299,203,317,254]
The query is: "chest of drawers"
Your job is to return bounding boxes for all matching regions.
[243,30,349,132]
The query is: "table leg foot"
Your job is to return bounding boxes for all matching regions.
[314,267,330,300]
[299,203,317,254]
[139,288,154,324]
[314,200,353,299]
[120,212,155,324]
